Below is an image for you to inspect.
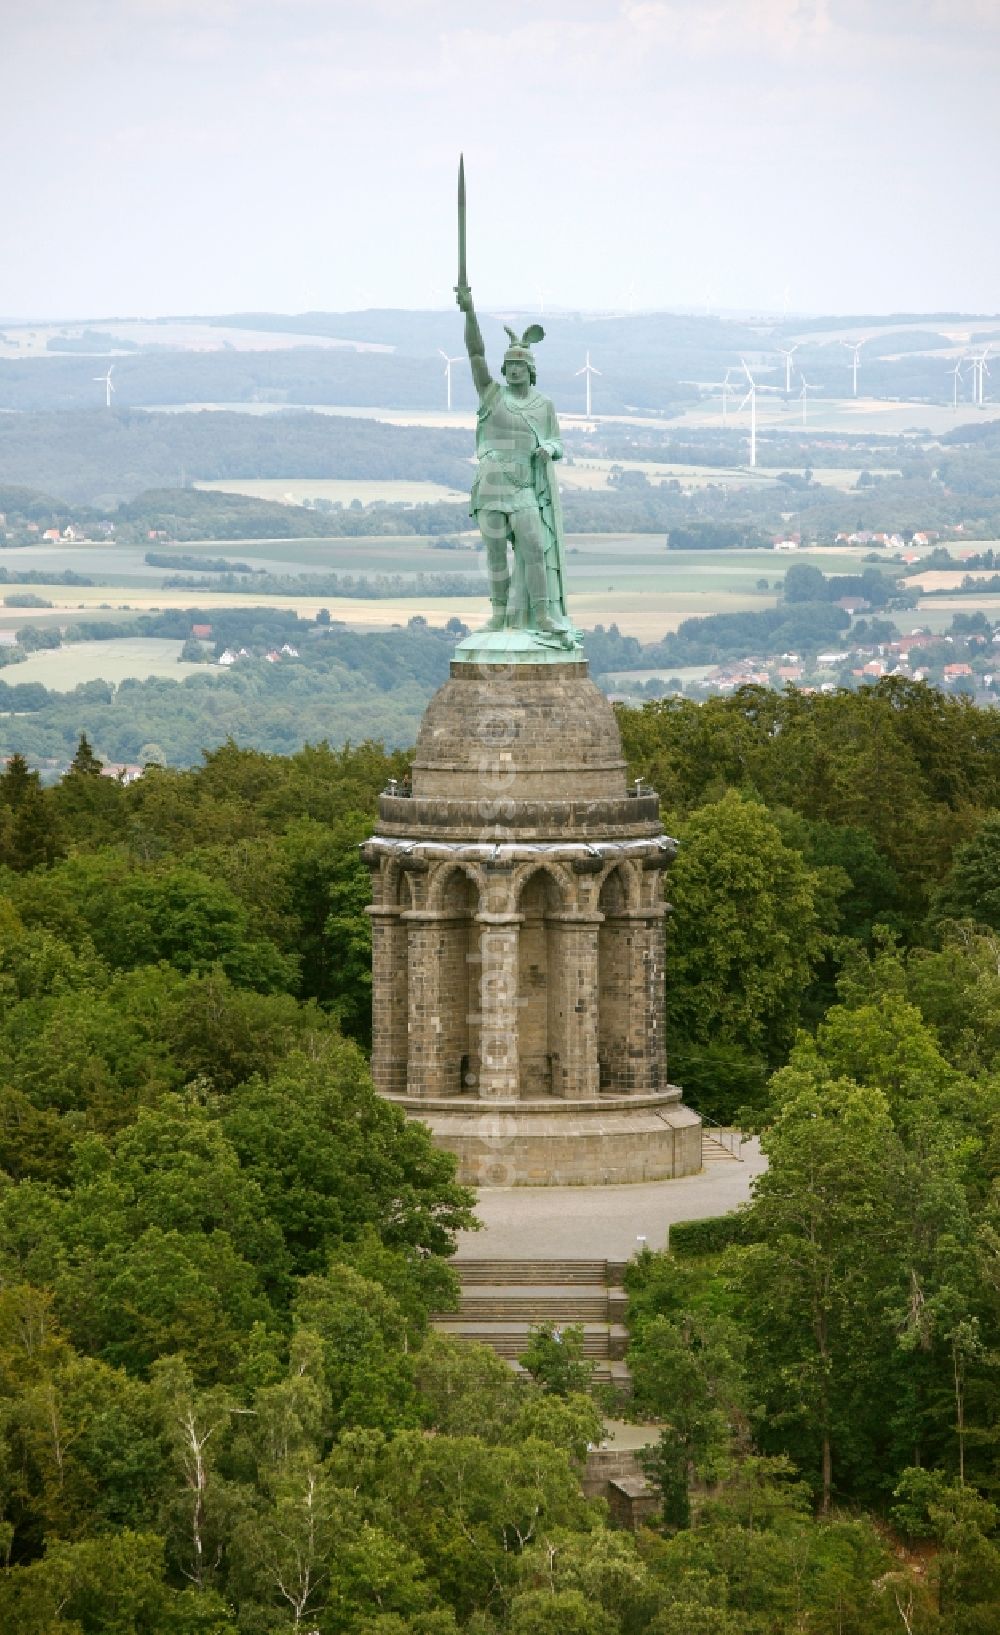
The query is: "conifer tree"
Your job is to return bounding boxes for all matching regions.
[68,732,103,776]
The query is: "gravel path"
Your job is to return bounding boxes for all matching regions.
[456,1137,767,1261]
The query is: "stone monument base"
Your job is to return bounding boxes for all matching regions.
[382,1088,702,1187]
[451,626,586,667]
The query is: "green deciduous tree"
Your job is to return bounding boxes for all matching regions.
[223,1046,475,1277]
[934,814,1000,931]
[667,790,835,1063]
[732,1074,904,1510]
[518,1324,595,1399]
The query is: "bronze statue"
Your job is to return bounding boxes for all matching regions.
[454,158,579,652]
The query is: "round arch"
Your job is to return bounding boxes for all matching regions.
[512,859,572,913]
[596,858,640,912]
[427,860,486,914]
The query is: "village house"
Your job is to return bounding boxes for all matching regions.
[99,764,145,786]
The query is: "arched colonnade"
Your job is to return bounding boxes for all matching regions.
[367,846,668,1103]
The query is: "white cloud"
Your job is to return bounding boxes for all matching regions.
[1,0,998,316]
[622,0,833,54]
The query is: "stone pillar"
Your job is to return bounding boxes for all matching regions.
[548,913,601,1099]
[473,912,522,1100]
[403,911,448,1098]
[624,907,667,1093]
[368,903,408,1094]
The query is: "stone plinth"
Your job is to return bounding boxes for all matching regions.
[363,660,701,1185]
[380,1091,702,1187]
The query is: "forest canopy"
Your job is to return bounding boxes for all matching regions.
[3,680,1000,1629]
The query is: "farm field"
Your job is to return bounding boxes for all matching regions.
[562,459,775,491]
[668,396,1000,438]
[0,584,767,642]
[195,476,468,506]
[562,458,900,492]
[0,319,389,359]
[131,395,1000,443]
[604,663,718,685]
[6,536,999,647]
[0,535,862,584]
[147,403,481,428]
[150,396,1000,439]
[783,318,998,349]
[916,596,1000,625]
[908,569,1000,592]
[8,639,204,689]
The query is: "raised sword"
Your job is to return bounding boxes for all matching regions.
[457,153,467,290]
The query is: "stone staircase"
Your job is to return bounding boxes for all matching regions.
[702,1130,742,1162]
[434,1258,633,1391]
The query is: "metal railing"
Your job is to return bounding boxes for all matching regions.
[699,1112,745,1161]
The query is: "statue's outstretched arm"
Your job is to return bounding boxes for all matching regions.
[455,285,491,396]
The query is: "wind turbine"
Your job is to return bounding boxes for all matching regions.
[739,359,758,469]
[721,366,735,425]
[799,373,821,427]
[94,364,115,408]
[438,349,462,411]
[972,345,992,407]
[842,339,863,398]
[949,357,966,411]
[778,344,799,394]
[575,350,601,417]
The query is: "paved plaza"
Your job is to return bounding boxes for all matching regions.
[456,1137,767,1261]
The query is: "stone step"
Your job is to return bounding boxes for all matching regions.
[452,1258,617,1285]
[433,1320,628,1360]
[597,1360,633,1393]
[701,1131,743,1162]
[510,1357,633,1393]
[449,1285,627,1323]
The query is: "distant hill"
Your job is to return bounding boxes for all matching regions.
[2,306,995,414]
[0,410,472,506]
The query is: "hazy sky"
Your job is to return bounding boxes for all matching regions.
[4,0,999,322]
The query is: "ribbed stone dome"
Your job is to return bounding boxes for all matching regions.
[411,661,627,802]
